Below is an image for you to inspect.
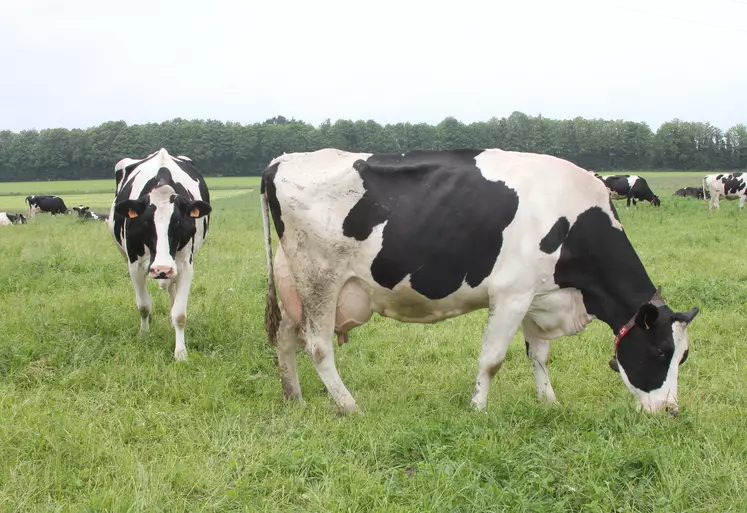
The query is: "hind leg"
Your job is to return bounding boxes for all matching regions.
[277,306,303,402]
[522,318,557,403]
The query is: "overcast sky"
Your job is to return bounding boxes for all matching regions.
[1,0,745,133]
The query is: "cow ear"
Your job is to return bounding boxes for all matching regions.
[184,200,211,218]
[673,307,699,325]
[114,199,146,219]
[635,303,659,330]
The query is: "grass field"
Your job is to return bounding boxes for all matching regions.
[0,172,745,511]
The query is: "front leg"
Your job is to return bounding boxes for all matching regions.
[129,261,152,334]
[169,264,194,361]
[470,292,533,411]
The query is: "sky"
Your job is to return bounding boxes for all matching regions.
[1,0,746,133]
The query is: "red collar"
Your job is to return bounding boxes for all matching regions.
[614,287,665,355]
[614,318,637,354]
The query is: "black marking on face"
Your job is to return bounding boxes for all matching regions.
[343,149,520,300]
[616,305,677,392]
[539,217,570,254]
[262,162,284,239]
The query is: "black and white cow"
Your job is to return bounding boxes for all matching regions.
[674,187,709,200]
[73,205,109,221]
[703,172,747,212]
[0,212,27,226]
[260,148,699,416]
[108,148,211,360]
[602,175,661,208]
[25,195,71,218]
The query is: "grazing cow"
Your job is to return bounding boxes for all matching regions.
[0,212,27,226]
[674,187,709,200]
[703,173,747,212]
[108,148,211,360]
[603,175,661,208]
[260,148,699,416]
[73,205,109,221]
[25,195,71,218]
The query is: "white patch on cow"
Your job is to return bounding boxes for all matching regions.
[0,213,11,227]
[627,175,640,189]
[618,321,689,414]
[149,185,178,275]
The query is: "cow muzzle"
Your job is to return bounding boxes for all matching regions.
[149,265,175,279]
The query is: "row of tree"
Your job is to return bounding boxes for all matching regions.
[0,112,745,181]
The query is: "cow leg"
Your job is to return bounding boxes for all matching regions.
[522,320,557,403]
[276,307,303,402]
[168,265,194,361]
[129,263,152,334]
[298,285,359,414]
[740,195,745,212]
[470,294,533,411]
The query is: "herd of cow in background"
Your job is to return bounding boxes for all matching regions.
[0,194,110,226]
[1,148,745,417]
[3,170,744,230]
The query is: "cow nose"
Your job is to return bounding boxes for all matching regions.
[149,265,174,279]
[666,406,678,418]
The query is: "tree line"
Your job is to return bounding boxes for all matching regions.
[0,112,745,182]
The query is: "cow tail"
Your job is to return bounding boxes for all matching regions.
[702,176,707,204]
[261,177,281,346]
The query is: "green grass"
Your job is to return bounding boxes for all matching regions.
[0,175,745,511]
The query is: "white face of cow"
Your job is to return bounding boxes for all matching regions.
[614,306,699,415]
[113,184,211,280]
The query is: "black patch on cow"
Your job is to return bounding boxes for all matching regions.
[342,149,520,300]
[262,162,284,239]
[171,156,210,203]
[553,206,655,327]
[716,174,724,180]
[734,172,743,177]
[721,174,746,195]
[539,217,570,254]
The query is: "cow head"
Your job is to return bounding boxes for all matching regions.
[113,184,211,280]
[13,214,27,225]
[610,288,699,415]
[73,205,90,218]
[651,196,661,207]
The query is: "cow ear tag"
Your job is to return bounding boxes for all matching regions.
[189,208,200,218]
[128,209,138,219]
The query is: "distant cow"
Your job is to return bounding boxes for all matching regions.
[703,173,747,212]
[73,205,109,221]
[108,148,211,361]
[0,212,27,226]
[674,187,709,200]
[260,148,699,416]
[25,195,71,218]
[603,175,661,208]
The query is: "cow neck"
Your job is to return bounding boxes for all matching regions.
[583,279,658,336]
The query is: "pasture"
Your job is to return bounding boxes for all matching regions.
[0,172,745,511]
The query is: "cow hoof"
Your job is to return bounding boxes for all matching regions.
[337,403,363,416]
[174,349,188,361]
